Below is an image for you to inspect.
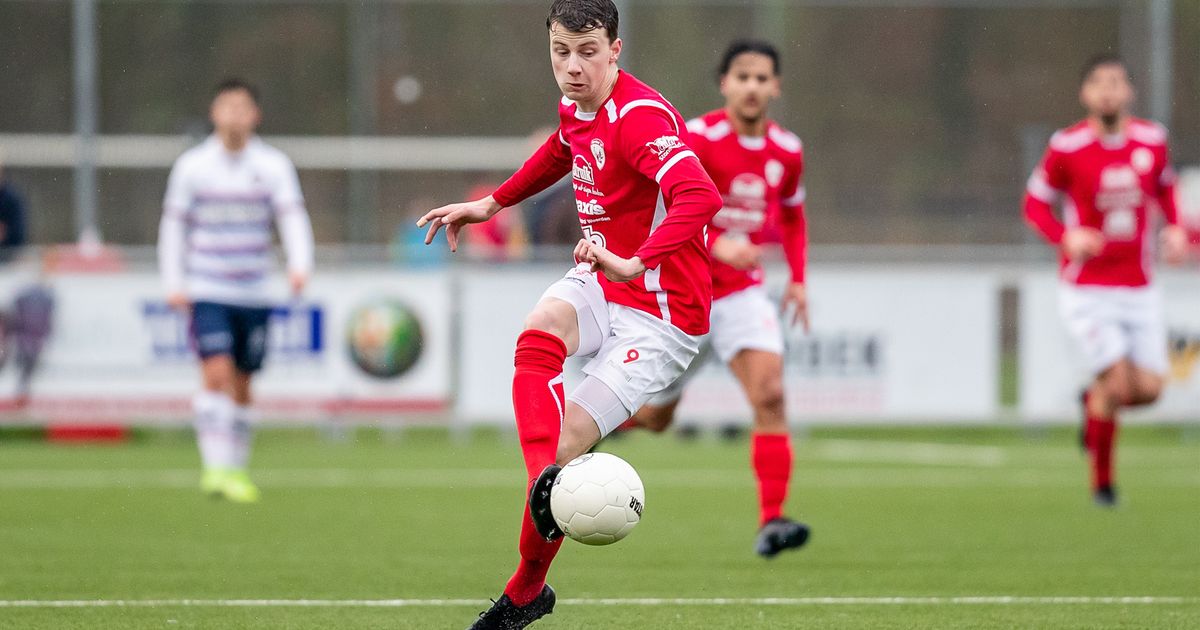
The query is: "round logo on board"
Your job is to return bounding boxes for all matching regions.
[346,300,424,379]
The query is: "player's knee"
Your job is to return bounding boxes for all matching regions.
[635,406,674,433]
[523,307,570,340]
[1133,376,1164,405]
[751,379,786,415]
[1102,380,1133,407]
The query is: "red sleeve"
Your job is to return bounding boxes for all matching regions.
[1023,148,1067,245]
[1158,146,1179,225]
[492,130,572,208]
[779,155,807,283]
[618,108,722,270]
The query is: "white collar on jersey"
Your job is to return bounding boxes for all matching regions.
[737,135,767,150]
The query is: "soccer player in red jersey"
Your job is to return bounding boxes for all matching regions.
[628,40,811,557]
[418,1,721,627]
[1023,55,1189,507]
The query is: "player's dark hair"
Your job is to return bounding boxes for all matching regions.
[214,78,260,105]
[1080,54,1126,83]
[546,0,618,41]
[719,40,780,78]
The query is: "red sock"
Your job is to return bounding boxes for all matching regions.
[751,433,793,527]
[1086,416,1117,490]
[503,330,567,606]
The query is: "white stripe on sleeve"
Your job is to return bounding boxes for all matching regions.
[1025,171,1063,204]
[654,150,697,184]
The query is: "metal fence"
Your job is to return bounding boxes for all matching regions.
[0,0,1194,251]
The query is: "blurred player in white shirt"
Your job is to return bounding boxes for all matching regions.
[158,79,314,503]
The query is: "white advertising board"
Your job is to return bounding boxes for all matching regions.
[457,264,1001,425]
[1019,270,1200,422]
[0,270,452,422]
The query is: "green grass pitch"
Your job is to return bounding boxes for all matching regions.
[0,425,1197,629]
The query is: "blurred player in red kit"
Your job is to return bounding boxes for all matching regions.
[418,1,721,627]
[1022,55,1188,507]
[629,40,810,557]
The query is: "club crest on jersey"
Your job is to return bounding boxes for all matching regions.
[765,160,784,187]
[1130,147,1154,174]
[645,135,685,161]
[590,138,606,170]
[572,155,595,185]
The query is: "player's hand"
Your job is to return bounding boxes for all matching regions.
[575,239,646,283]
[1062,227,1105,263]
[288,271,308,296]
[782,282,810,332]
[416,196,502,252]
[166,292,190,312]
[1161,225,1189,266]
[710,235,761,270]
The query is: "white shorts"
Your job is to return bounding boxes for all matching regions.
[648,285,785,406]
[1058,283,1168,376]
[541,264,702,434]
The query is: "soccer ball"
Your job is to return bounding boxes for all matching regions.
[550,452,645,545]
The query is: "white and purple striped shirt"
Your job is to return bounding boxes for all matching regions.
[159,136,313,306]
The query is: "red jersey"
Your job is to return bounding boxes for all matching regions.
[686,110,807,300]
[1023,118,1179,287]
[493,71,722,335]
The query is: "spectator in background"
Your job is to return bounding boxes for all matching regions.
[393,196,450,267]
[0,150,28,264]
[9,277,54,407]
[519,127,581,252]
[461,181,529,261]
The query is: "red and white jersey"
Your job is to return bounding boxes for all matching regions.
[1024,118,1179,287]
[686,109,806,300]
[493,71,722,335]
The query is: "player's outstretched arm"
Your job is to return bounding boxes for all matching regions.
[1156,159,1188,266]
[618,109,722,270]
[271,157,315,297]
[1161,225,1188,266]
[157,213,189,310]
[417,196,501,252]
[159,160,191,310]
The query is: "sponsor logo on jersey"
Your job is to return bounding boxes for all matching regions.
[1100,165,1139,190]
[576,199,606,216]
[590,138,606,170]
[1131,147,1155,174]
[572,155,595,185]
[730,173,767,201]
[645,135,685,161]
[765,160,784,187]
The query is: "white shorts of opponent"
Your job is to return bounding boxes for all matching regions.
[1058,283,1168,376]
[542,263,702,437]
[647,284,785,406]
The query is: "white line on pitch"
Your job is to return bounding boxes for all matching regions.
[0,468,1197,489]
[813,439,1007,467]
[0,597,1195,608]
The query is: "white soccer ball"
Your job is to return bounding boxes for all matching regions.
[550,452,645,545]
